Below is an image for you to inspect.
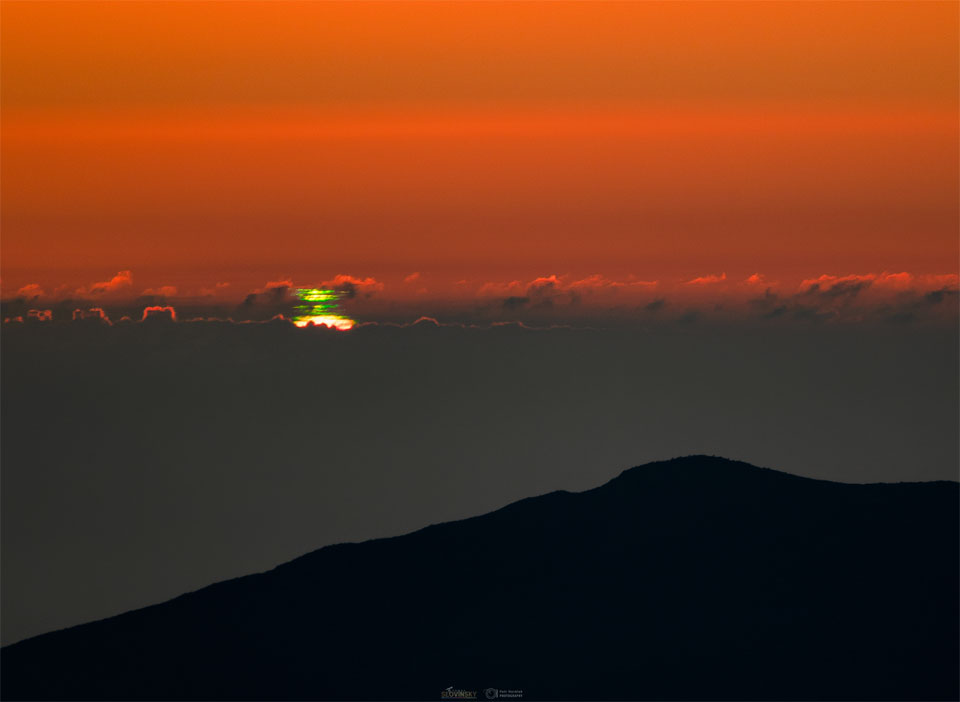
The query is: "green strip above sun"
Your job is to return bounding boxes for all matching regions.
[292,288,355,330]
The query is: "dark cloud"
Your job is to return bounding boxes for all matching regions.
[748,288,779,307]
[817,280,872,300]
[320,275,384,300]
[792,306,835,323]
[238,282,293,319]
[925,288,959,306]
[502,296,530,310]
[875,287,960,325]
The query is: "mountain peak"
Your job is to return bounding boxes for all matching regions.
[600,454,809,494]
[3,457,957,701]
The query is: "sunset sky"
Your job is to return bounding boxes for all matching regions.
[2,0,957,310]
[3,1,959,651]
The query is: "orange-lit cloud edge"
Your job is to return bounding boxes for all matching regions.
[3,270,957,329]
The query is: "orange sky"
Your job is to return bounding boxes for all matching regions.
[2,1,957,297]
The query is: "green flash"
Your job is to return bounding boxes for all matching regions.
[292,288,355,330]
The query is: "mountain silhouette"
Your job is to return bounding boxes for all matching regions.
[2,456,957,701]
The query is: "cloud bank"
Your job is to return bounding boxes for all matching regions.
[3,270,957,329]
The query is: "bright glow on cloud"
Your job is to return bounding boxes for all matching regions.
[141,306,176,321]
[76,271,133,297]
[292,315,355,331]
[27,309,52,322]
[686,273,727,285]
[16,284,44,298]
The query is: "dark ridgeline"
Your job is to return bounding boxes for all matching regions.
[2,456,957,701]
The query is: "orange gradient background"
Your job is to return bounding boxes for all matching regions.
[2,0,957,296]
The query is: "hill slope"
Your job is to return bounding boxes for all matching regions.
[2,456,957,700]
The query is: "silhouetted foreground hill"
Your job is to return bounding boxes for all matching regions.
[2,456,957,701]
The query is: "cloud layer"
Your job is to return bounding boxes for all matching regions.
[3,270,957,329]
